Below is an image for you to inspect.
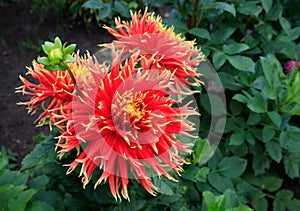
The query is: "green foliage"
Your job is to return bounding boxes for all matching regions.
[69,0,143,28]
[29,0,68,24]
[164,0,300,210]
[0,129,253,210]
[19,39,42,54]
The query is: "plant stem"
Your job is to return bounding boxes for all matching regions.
[191,0,200,28]
[66,66,77,87]
[66,65,82,99]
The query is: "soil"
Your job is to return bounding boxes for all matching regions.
[0,0,112,164]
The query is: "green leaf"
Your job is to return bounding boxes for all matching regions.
[53,37,62,49]
[189,28,210,40]
[286,199,300,211]
[203,191,226,211]
[267,111,282,127]
[273,189,295,211]
[228,55,255,72]
[266,2,283,21]
[279,17,291,35]
[260,56,273,86]
[210,2,236,17]
[208,93,227,116]
[43,41,54,48]
[276,189,294,200]
[42,43,53,55]
[182,165,210,183]
[247,95,268,113]
[279,131,289,147]
[262,126,276,143]
[33,133,47,145]
[219,72,243,91]
[262,85,276,100]
[284,157,299,178]
[28,175,49,190]
[262,0,273,13]
[49,59,60,66]
[229,133,246,146]
[247,113,261,125]
[252,197,268,211]
[114,1,130,18]
[32,191,64,210]
[246,133,256,145]
[98,3,112,19]
[212,52,227,69]
[200,93,223,115]
[0,184,13,195]
[208,172,234,192]
[251,144,270,175]
[0,185,26,210]
[0,170,28,186]
[26,201,55,211]
[285,130,300,152]
[218,157,247,178]
[192,138,215,165]
[7,189,37,211]
[152,177,174,195]
[223,43,250,55]
[223,189,240,209]
[273,199,285,211]
[229,206,253,211]
[37,57,50,66]
[232,94,248,103]
[290,26,300,41]
[237,2,262,16]
[210,27,236,44]
[64,54,76,63]
[203,191,218,211]
[58,64,68,71]
[82,0,104,9]
[266,140,282,162]
[261,176,283,192]
[63,44,76,55]
[0,155,8,170]
[21,129,59,171]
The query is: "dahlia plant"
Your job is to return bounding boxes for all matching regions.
[17,9,204,201]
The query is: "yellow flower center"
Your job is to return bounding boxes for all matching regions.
[128,97,146,121]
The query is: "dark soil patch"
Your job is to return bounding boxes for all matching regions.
[0,0,112,164]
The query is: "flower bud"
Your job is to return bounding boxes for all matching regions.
[49,48,63,61]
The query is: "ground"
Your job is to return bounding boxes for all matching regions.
[0,0,112,164]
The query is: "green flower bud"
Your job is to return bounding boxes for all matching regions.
[49,48,63,61]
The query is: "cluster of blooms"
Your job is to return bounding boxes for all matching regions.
[17,9,205,200]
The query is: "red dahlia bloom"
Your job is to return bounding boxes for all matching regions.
[104,9,205,88]
[56,56,199,200]
[16,53,86,128]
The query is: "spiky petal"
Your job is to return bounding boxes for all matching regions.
[16,53,87,129]
[104,9,205,88]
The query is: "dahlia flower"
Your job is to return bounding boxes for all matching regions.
[284,60,300,73]
[103,9,205,88]
[16,53,86,128]
[56,54,199,200]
